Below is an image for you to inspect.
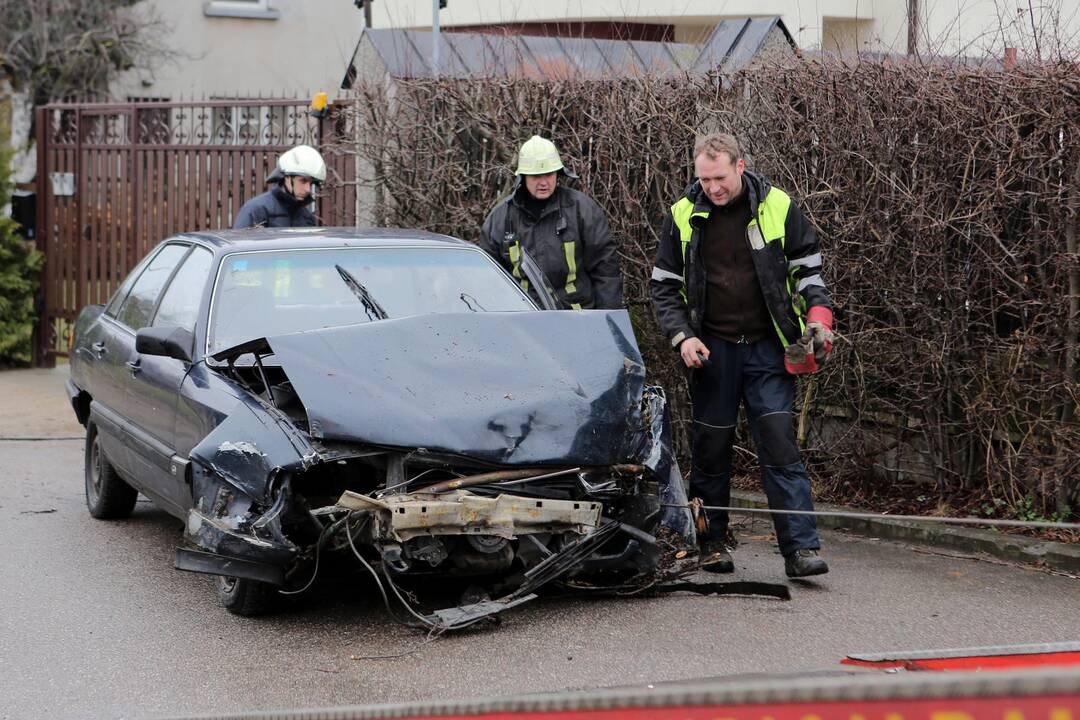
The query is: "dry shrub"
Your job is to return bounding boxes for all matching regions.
[335,58,1080,518]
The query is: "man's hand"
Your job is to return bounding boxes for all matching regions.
[805,306,834,364]
[679,337,710,369]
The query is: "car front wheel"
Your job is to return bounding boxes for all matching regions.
[215,576,276,616]
[84,422,138,519]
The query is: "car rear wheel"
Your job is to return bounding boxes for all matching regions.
[216,576,277,616]
[85,422,138,519]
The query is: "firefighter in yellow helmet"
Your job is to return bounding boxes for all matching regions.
[479,136,622,309]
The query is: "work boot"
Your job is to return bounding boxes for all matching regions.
[784,549,829,578]
[700,538,735,574]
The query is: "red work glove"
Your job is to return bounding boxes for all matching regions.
[805,306,834,365]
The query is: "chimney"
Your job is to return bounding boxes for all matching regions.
[1004,47,1017,70]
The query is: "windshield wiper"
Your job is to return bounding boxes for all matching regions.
[460,292,486,312]
[335,264,389,321]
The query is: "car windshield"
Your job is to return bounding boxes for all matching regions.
[208,246,534,355]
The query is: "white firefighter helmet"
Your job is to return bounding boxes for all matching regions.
[276,144,326,184]
[515,135,565,175]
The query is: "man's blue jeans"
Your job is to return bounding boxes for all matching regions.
[689,334,820,558]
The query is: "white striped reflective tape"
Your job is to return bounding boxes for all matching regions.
[788,252,822,269]
[671,331,687,348]
[651,266,684,284]
[797,274,826,292]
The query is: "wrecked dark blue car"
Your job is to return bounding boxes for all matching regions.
[68,229,693,625]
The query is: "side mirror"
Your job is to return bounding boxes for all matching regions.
[136,326,194,363]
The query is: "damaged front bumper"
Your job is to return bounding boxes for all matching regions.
[337,489,602,542]
[176,505,297,585]
[174,382,697,626]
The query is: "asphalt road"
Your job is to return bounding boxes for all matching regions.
[1,370,1079,719]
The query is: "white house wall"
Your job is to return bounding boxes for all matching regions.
[376,0,1078,58]
[114,0,366,101]
[5,88,35,186]
[375,0,907,55]
[106,0,1080,102]
[917,0,1080,59]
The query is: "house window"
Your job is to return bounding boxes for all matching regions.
[203,0,280,20]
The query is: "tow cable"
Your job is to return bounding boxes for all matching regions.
[662,503,1080,531]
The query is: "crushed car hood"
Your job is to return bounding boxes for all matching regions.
[255,311,647,466]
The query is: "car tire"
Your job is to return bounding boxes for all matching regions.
[215,576,276,616]
[85,422,139,519]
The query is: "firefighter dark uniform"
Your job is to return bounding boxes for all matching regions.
[479,136,622,310]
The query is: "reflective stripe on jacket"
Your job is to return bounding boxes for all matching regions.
[649,170,830,348]
[479,184,623,310]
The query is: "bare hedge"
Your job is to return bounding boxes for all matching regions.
[339,59,1080,517]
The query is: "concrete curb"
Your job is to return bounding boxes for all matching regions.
[730,490,1080,575]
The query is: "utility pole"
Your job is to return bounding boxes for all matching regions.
[354,0,372,29]
[906,0,919,57]
[432,0,441,76]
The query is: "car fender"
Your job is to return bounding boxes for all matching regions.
[188,394,316,503]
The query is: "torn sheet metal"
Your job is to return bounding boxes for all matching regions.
[262,310,647,466]
[638,386,696,544]
[189,398,316,501]
[425,594,538,626]
[338,489,601,542]
[184,508,296,567]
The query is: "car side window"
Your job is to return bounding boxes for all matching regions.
[115,244,190,331]
[153,247,213,332]
[105,249,160,318]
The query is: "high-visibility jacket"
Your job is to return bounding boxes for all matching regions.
[479,184,622,310]
[650,171,830,348]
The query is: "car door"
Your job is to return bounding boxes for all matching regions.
[106,242,191,507]
[127,245,215,515]
[76,248,165,468]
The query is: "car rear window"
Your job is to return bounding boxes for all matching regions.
[208,246,534,354]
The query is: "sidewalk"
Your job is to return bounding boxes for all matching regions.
[0,365,84,439]
[732,490,1080,575]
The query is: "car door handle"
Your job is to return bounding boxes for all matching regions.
[92,341,107,356]
[126,359,141,376]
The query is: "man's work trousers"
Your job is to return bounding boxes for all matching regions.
[689,334,820,558]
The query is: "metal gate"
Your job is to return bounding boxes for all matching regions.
[33,98,356,366]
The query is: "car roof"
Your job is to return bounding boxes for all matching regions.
[179,227,474,254]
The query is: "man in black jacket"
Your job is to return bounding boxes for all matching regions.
[650,133,834,578]
[480,136,622,310]
[233,144,326,229]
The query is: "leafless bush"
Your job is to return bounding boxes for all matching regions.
[0,0,171,107]
[335,57,1080,517]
